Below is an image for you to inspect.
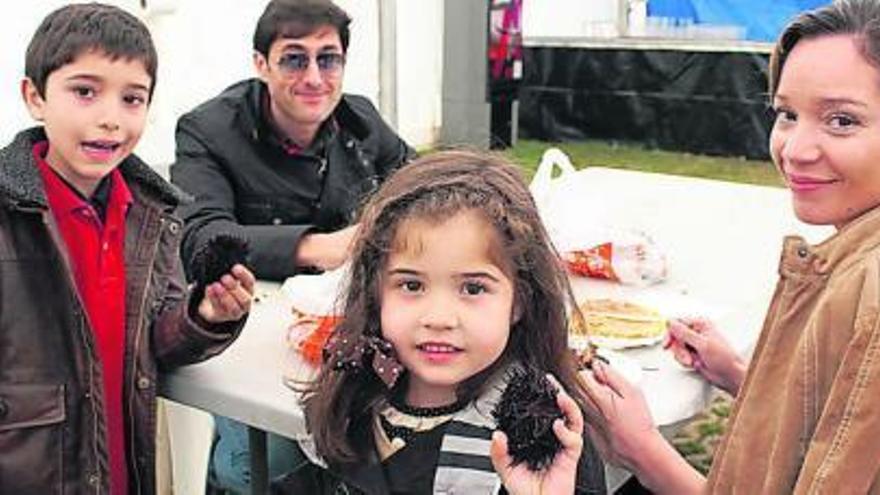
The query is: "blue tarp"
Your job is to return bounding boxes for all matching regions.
[648,0,829,42]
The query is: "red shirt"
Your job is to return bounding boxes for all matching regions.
[34,142,132,495]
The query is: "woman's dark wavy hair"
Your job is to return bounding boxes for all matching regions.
[302,150,594,463]
[770,0,880,100]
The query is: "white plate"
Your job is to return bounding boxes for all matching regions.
[569,286,727,350]
[601,348,643,386]
[587,333,665,350]
[570,336,644,385]
[569,327,665,351]
[575,347,643,386]
[282,347,319,391]
[280,265,349,315]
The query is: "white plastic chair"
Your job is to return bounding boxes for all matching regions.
[157,398,216,494]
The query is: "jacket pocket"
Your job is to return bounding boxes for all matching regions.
[0,383,65,494]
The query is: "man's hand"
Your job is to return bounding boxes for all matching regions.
[196,264,255,323]
[295,224,358,271]
[665,317,747,396]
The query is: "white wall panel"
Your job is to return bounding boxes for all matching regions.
[395,0,443,148]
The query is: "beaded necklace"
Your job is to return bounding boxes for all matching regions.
[389,396,468,417]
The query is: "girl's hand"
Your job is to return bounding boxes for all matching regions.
[491,375,584,495]
[196,264,256,323]
[664,317,747,396]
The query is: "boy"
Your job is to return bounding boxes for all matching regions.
[0,4,254,494]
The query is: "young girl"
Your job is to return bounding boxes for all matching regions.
[275,150,607,494]
[584,1,880,493]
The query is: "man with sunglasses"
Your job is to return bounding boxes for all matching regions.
[172,0,413,282]
[170,1,413,492]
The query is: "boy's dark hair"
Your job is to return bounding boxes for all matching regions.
[253,0,352,56]
[770,0,880,99]
[303,150,596,464]
[25,3,158,101]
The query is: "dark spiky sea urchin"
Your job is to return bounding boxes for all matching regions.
[190,234,250,299]
[492,366,564,471]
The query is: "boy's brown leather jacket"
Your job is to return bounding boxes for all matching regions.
[708,205,880,493]
[0,128,244,494]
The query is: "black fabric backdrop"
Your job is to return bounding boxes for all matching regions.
[518,46,773,159]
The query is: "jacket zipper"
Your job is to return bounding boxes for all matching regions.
[127,212,164,495]
[39,208,104,495]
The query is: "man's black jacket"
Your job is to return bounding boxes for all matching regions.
[171,79,414,280]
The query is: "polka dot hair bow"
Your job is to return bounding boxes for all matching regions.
[324,334,404,388]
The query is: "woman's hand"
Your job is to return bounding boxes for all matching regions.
[197,264,255,323]
[665,317,747,396]
[491,375,584,495]
[579,360,658,472]
[580,361,705,495]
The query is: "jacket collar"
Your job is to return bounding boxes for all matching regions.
[0,127,189,210]
[242,79,372,146]
[781,204,880,277]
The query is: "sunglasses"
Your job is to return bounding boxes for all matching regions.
[276,52,345,75]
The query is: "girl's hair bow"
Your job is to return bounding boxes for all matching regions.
[324,334,404,388]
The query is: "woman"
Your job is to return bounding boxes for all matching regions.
[584,1,880,493]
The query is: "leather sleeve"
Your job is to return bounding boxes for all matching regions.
[171,115,311,281]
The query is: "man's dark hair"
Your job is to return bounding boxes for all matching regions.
[25,3,158,101]
[253,0,352,56]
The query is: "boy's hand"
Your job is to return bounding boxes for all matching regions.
[196,264,255,323]
[664,317,747,396]
[491,375,584,495]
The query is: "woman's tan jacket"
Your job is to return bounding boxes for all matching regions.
[707,206,880,494]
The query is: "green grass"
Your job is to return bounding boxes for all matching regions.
[672,439,707,457]
[671,395,734,474]
[503,139,783,187]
